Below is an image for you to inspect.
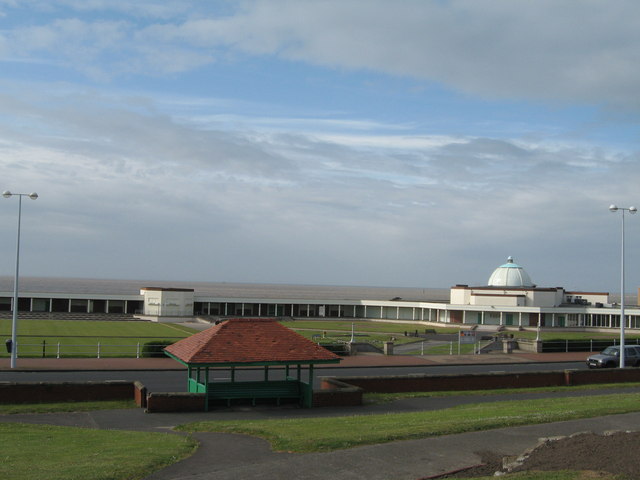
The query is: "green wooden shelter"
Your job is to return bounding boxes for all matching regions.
[164,318,341,409]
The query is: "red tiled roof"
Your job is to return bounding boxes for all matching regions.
[164,318,342,365]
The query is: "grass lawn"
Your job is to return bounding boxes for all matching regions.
[0,319,196,358]
[281,319,639,347]
[363,382,640,404]
[281,319,457,348]
[280,319,458,334]
[515,330,640,341]
[465,473,617,480]
[178,392,640,453]
[0,423,196,480]
[0,400,138,415]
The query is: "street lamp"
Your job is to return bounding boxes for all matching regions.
[609,204,636,368]
[2,190,38,369]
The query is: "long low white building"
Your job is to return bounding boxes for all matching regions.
[1,257,640,330]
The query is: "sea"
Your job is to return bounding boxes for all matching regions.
[0,276,451,302]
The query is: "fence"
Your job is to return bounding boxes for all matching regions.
[2,339,178,359]
[7,337,636,358]
[537,338,640,353]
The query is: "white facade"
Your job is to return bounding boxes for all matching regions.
[140,287,194,317]
[1,258,638,330]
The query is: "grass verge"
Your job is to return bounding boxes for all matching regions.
[0,423,197,480]
[178,392,640,453]
[0,399,138,414]
[0,319,196,358]
[467,472,618,480]
[363,382,640,404]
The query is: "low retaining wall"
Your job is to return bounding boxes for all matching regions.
[314,378,363,407]
[4,368,640,413]
[329,368,640,393]
[0,380,146,407]
[146,392,206,412]
[565,368,640,386]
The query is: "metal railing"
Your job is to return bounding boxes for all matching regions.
[4,341,174,359]
[531,338,640,353]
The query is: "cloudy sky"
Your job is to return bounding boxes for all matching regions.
[1,0,640,292]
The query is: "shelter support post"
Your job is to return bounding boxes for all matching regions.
[204,367,209,412]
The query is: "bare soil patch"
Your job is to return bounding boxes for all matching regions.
[433,430,640,479]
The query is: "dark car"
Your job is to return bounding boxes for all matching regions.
[586,345,640,368]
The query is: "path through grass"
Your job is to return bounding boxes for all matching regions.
[179,392,640,453]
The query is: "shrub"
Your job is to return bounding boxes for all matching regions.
[141,340,175,358]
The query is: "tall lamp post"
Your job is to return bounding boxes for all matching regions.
[2,191,38,369]
[609,204,636,368]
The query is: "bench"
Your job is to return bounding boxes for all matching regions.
[208,380,302,406]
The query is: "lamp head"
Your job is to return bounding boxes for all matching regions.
[630,206,637,214]
[2,191,11,198]
[28,193,38,200]
[609,204,619,212]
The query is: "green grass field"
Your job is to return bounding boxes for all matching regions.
[281,319,458,348]
[0,423,197,480]
[1,317,635,358]
[0,400,138,415]
[0,319,196,358]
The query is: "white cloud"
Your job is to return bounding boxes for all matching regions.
[3,1,640,106]
[162,0,640,107]
[0,2,639,289]
[0,83,637,288]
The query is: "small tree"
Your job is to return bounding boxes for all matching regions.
[141,340,175,358]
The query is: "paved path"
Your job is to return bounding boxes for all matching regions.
[141,413,640,480]
[0,351,589,370]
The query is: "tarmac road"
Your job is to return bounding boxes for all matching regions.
[0,361,587,391]
[0,351,589,390]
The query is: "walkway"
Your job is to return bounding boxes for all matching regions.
[0,351,589,370]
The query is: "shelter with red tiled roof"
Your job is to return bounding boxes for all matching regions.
[164,318,341,409]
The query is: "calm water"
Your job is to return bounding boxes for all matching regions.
[0,276,450,301]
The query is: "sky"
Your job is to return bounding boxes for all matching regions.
[1,0,640,292]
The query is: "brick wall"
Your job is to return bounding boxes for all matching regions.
[329,368,640,394]
[146,392,206,412]
[0,380,137,404]
[314,377,363,407]
[134,381,147,408]
[565,368,640,386]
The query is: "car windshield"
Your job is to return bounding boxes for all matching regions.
[602,347,619,356]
